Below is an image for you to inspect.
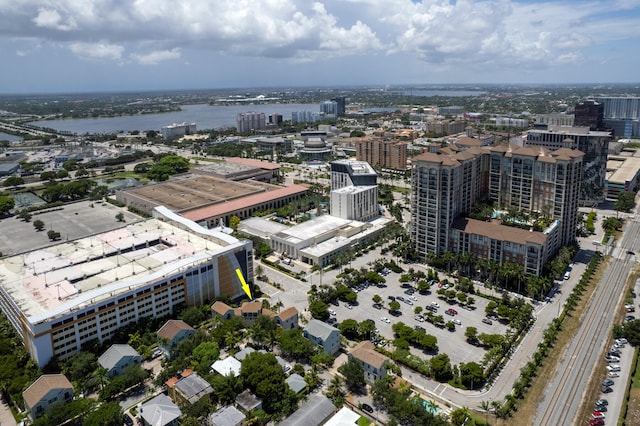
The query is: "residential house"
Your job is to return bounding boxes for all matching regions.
[139,393,181,426]
[157,319,195,359]
[303,319,341,355]
[279,395,336,426]
[235,389,262,412]
[268,306,299,329]
[210,405,246,426]
[98,344,141,377]
[23,374,73,420]
[211,357,242,377]
[349,341,390,383]
[166,370,213,405]
[285,373,307,394]
[212,301,299,329]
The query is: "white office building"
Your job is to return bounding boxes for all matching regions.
[161,122,196,139]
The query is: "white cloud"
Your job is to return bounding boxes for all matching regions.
[69,41,124,61]
[0,0,639,76]
[32,7,77,31]
[131,48,181,65]
[16,50,28,57]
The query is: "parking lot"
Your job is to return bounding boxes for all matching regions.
[322,267,509,366]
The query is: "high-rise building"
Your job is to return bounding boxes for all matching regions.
[596,97,640,120]
[525,125,611,204]
[236,112,266,134]
[331,96,346,117]
[320,101,338,118]
[410,143,583,274]
[330,160,378,221]
[356,137,407,170]
[574,100,604,130]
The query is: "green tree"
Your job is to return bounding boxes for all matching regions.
[309,300,329,320]
[338,357,366,394]
[47,230,61,241]
[615,191,636,212]
[229,215,241,230]
[278,329,316,362]
[430,353,453,382]
[147,155,190,181]
[192,341,220,370]
[240,352,286,413]
[83,401,122,426]
[115,212,125,222]
[339,319,359,339]
[459,362,484,390]
[19,210,32,222]
[179,306,205,327]
[622,319,640,346]
[0,195,14,214]
[211,373,240,405]
[389,300,401,313]
[33,219,45,231]
[449,406,474,426]
[3,176,24,187]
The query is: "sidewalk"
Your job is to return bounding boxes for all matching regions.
[0,397,17,426]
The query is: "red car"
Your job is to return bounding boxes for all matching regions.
[589,418,604,426]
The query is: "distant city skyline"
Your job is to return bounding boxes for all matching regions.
[1,0,640,94]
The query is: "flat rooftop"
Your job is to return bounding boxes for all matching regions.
[0,216,234,323]
[607,156,640,184]
[274,215,352,244]
[121,175,276,212]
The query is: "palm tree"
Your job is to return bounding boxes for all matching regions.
[491,400,502,425]
[479,400,491,425]
[94,366,109,391]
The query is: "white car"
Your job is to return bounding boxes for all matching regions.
[453,319,462,326]
[615,338,628,345]
[608,371,619,378]
[380,316,391,324]
[606,364,621,372]
[329,309,336,316]
[431,302,440,308]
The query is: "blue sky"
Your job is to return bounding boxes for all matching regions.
[1,0,639,94]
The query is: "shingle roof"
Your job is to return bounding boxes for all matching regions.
[157,319,194,341]
[98,344,139,370]
[276,306,299,321]
[304,319,338,341]
[350,341,389,369]
[240,300,262,313]
[140,393,181,426]
[23,374,73,409]
[212,301,233,316]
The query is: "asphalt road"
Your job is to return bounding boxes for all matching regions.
[534,213,640,425]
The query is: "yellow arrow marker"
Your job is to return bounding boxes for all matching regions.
[236,268,252,299]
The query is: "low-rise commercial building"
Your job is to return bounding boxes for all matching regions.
[0,207,252,367]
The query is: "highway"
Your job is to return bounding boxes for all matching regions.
[534,216,640,425]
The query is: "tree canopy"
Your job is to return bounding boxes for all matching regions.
[240,352,286,413]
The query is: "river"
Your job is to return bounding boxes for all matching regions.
[28,103,319,134]
[0,131,22,142]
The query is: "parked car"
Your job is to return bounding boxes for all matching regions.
[605,356,620,363]
[482,318,493,325]
[362,403,374,413]
[592,411,606,419]
[589,418,605,426]
[595,399,608,406]
[414,325,426,332]
[615,338,628,345]
[602,378,614,386]
[404,299,414,306]
[601,386,613,393]
[594,404,607,412]
[606,364,620,372]
[625,315,636,321]
[388,296,396,301]
[431,302,440,308]
[396,296,405,302]
[380,316,391,324]
[608,371,619,378]
[453,319,462,326]
[445,309,455,316]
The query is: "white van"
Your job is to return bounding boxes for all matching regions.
[563,271,571,280]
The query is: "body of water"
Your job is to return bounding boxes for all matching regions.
[401,90,486,97]
[0,131,22,142]
[28,103,319,134]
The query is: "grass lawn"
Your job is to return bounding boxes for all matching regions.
[357,417,372,426]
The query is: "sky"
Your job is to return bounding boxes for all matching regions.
[1,0,640,94]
